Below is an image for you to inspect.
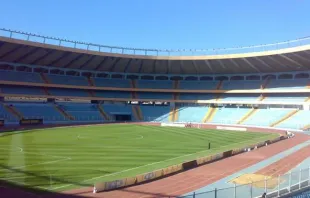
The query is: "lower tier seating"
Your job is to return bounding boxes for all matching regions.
[0,101,309,130]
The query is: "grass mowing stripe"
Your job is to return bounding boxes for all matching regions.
[0,124,278,191]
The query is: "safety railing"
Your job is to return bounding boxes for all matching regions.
[1,28,310,56]
[178,167,310,198]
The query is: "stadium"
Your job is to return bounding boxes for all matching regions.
[1,26,310,198]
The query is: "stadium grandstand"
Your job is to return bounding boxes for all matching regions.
[0,28,310,131]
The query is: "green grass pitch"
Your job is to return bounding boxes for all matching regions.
[0,124,278,191]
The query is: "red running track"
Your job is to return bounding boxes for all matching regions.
[256,144,310,177]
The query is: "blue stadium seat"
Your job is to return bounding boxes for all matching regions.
[59,103,103,121]
[95,91,131,98]
[49,88,89,97]
[137,80,172,89]
[211,107,251,124]
[222,80,263,90]
[11,103,67,122]
[47,74,88,86]
[0,103,19,123]
[137,92,172,100]
[179,81,218,90]
[94,78,130,88]
[277,110,310,129]
[177,106,209,123]
[243,109,292,126]
[102,104,133,118]
[266,79,308,89]
[0,70,42,83]
[140,106,170,122]
[0,85,44,95]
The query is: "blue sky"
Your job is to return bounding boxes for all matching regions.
[0,0,309,50]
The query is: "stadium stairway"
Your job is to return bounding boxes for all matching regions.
[53,104,74,121]
[169,107,178,122]
[214,81,223,101]
[87,76,95,86]
[237,108,258,124]
[42,87,51,95]
[270,109,300,127]
[97,104,110,120]
[130,80,138,99]
[3,104,23,120]
[261,76,271,89]
[216,80,223,90]
[202,107,218,123]
[88,90,95,97]
[131,105,143,121]
[258,94,266,101]
[173,80,180,100]
[136,106,143,120]
[40,73,50,84]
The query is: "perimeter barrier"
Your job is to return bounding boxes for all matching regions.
[178,166,310,198]
[93,135,288,193]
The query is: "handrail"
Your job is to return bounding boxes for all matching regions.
[1,28,310,56]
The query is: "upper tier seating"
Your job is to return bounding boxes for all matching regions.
[0,70,42,83]
[222,81,263,90]
[47,74,88,86]
[1,70,310,91]
[243,109,293,126]
[211,107,251,124]
[266,79,309,89]
[137,92,172,100]
[94,78,130,88]
[140,106,170,122]
[276,110,310,129]
[179,81,218,90]
[95,91,131,98]
[49,88,90,97]
[0,85,44,95]
[177,106,209,123]
[59,103,102,121]
[137,80,172,89]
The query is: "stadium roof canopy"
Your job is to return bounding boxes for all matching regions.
[0,28,310,75]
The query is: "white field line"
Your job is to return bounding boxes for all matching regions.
[0,146,71,172]
[50,135,271,190]
[13,158,71,169]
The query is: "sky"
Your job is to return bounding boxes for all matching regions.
[0,0,309,51]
